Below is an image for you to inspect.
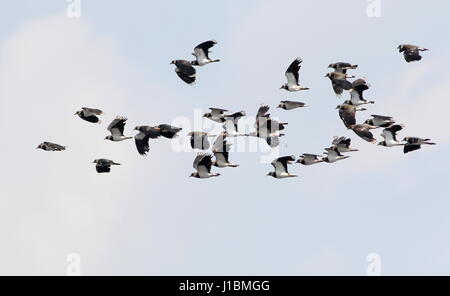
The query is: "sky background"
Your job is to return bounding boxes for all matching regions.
[0,0,449,275]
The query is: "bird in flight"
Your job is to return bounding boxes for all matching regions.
[296,154,324,166]
[190,153,221,178]
[344,78,375,106]
[134,126,162,156]
[398,44,429,63]
[93,159,121,173]
[325,71,355,96]
[36,142,66,151]
[378,124,405,147]
[171,60,197,85]
[105,116,132,142]
[403,137,436,154]
[191,40,220,66]
[280,58,309,92]
[267,156,297,178]
[75,107,103,124]
[328,62,358,74]
[277,100,308,110]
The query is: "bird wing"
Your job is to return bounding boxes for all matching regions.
[210,107,228,116]
[96,163,111,173]
[223,119,238,134]
[371,114,393,120]
[134,132,150,155]
[193,40,217,60]
[383,124,403,142]
[82,107,103,115]
[285,58,301,86]
[107,116,127,136]
[256,104,270,119]
[196,154,213,176]
[44,142,66,151]
[353,126,375,143]
[303,154,321,162]
[339,105,356,128]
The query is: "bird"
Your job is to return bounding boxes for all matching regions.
[93,159,121,173]
[398,44,429,63]
[364,115,396,128]
[157,124,182,139]
[170,60,196,85]
[251,104,285,147]
[280,58,309,91]
[267,156,297,178]
[350,124,378,143]
[191,40,220,66]
[134,126,162,156]
[36,142,66,151]
[325,72,355,96]
[378,124,405,147]
[328,62,358,74]
[203,108,229,123]
[344,78,375,106]
[212,133,239,168]
[277,101,308,110]
[223,117,248,137]
[75,107,103,123]
[188,131,212,150]
[331,136,359,153]
[190,153,220,178]
[403,137,436,154]
[323,147,350,163]
[296,154,324,166]
[337,104,367,129]
[105,116,132,141]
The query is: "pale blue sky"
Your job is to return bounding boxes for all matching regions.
[0,0,449,275]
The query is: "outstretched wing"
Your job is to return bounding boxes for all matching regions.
[108,116,127,136]
[285,58,301,86]
[194,40,217,60]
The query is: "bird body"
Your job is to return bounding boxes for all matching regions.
[350,124,378,143]
[133,126,161,156]
[212,134,239,168]
[337,104,367,129]
[203,107,229,123]
[331,137,359,153]
[364,115,395,128]
[157,124,182,139]
[345,78,375,106]
[188,131,212,150]
[326,72,354,96]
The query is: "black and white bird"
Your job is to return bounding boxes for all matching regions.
[296,154,324,166]
[331,136,359,153]
[105,116,132,141]
[93,159,121,173]
[280,58,309,92]
[222,111,247,137]
[134,126,162,156]
[75,107,103,123]
[344,78,375,106]
[267,156,297,178]
[378,124,405,147]
[170,60,196,85]
[328,62,358,74]
[337,104,367,129]
[350,124,378,144]
[398,44,429,63]
[190,153,220,178]
[325,72,355,96]
[277,100,308,110]
[157,124,182,139]
[203,108,229,123]
[250,104,285,147]
[364,115,396,128]
[191,40,220,66]
[212,133,239,168]
[403,137,436,154]
[323,147,350,163]
[188,131,212,150]
[36,142,66,151]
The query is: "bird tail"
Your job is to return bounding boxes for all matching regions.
[228,164,239,168]
[425,142,436,145]
[419,47,429,51]
[125,136,133,140]
[212,173,221,177]
[112,162,121,165]
[212,59,221,63]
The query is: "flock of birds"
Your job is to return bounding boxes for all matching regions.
[37,41,436,178]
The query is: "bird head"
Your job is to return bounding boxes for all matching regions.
[397,45,404,52]
[189,173,197,178]
[280,84,287,90]
[277,103,284,109]
[104,136,112,141]
[203,113,211,118]
[377,141,386,147]
[92,159,99,164]
[36,144,44,149]
[328,64,334,68]
[74,111,81,116]
[170,60,176,65]
[266,172,275,177]
[134,126,140,131]
[336,105,342,110]
[364,119,372,125]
